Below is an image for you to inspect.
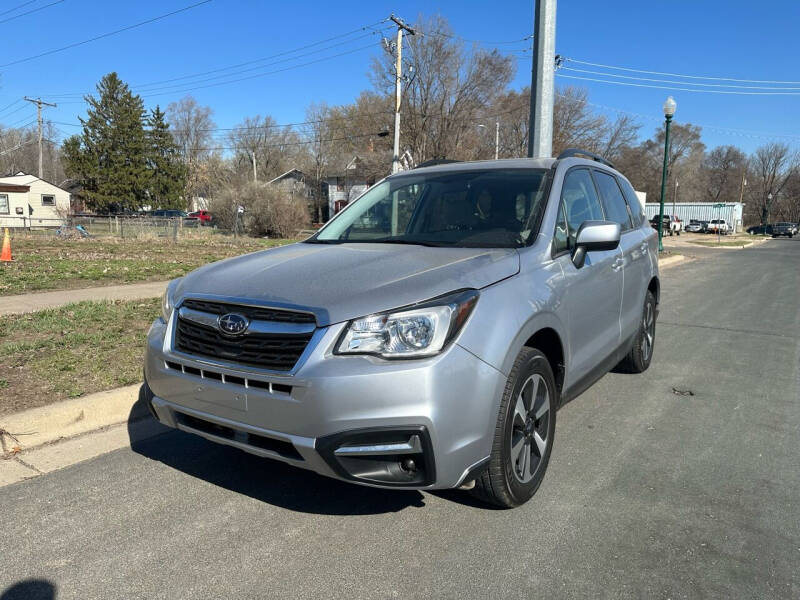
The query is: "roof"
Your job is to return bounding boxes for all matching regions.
[0,173,71,193]
[394,157,557,177]
[266,168,307,185]
[0,182,30,193]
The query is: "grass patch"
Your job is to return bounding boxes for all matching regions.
[0,234,296,296]
[0,298,160,415]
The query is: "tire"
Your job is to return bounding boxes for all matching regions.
[616,290,656,374]
[472,348,557,508]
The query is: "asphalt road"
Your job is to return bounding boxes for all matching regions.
[2,240,798,600]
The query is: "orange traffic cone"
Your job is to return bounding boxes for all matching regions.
[1,228,12,262]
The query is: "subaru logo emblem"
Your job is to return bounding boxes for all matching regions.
[218,313,249,336]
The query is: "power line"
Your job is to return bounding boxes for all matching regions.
[132,22,391,92]
[0,0,212,68]
[0,99,26,117]
[137,42,381,98]
[37,19,391,100]
[565,57,800,85]
[0,0,65,25]
[555,74,800,96]
[0,1,37,17]
[133,31,389,95]
[0,104,31,121]
[560,66,800,91]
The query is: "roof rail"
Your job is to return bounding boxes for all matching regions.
[414,159,461,169]
[556,148,616,170]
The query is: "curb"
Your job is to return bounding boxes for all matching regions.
[0,383,170,487]
[0,384,143,453]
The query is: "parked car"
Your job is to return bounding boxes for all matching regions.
[188,210,213,225]
[706,219,729,234]
[142,151,660,508]
[684,219,704,233]
[151,209,188,218]
[151,209,199,226]
[650,214,681,235]
[771,222,795,238]
[746,224,773,235]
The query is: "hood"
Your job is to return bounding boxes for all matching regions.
[175,242,519,326]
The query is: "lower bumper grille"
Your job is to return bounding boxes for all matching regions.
[175,412,303,461]
[175,317,312,371]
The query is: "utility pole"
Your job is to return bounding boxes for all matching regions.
[527,0,557,158]
[494,121,500,160]
[251,151,258,183]
[390,14,415,173]
[24,97,57,179]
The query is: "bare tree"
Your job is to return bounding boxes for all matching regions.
[702,145,747,202]
[166,95,216,202]
[227,115,300,183]
[370,15,515,163]
[750,142,799,224]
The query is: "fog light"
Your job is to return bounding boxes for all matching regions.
[400,458,417,473]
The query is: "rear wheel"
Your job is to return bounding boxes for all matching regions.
[616,290,656,374]
[472,348,556,508]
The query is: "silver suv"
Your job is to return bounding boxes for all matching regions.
[142,151,659,508]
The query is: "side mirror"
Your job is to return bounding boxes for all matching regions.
[571,220,621,269]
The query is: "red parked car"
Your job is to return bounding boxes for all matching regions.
[188,210,212,225]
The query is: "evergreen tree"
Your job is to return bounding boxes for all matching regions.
[146,106,186,209]
[62,72,148,212]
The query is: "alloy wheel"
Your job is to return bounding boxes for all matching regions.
[641,300,655,362]
[509,374,551,483]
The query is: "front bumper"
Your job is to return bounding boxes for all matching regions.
[144,317,505,490]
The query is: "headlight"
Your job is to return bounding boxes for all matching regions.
[161,278,182,323]
[336,290,479,358]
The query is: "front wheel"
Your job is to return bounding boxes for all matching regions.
[472,348,557,508]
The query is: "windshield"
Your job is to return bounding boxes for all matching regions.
[311,168,549,248]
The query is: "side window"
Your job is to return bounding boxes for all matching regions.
[617,177,644,227]
[559,169,605,247]
[593,171,632,231]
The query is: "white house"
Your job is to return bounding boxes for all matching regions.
[325,157,373,218]
[0,173,71,228]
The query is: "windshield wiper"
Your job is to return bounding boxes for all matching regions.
[303,238,342,244]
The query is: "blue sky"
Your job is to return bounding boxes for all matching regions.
[1,0,799,154]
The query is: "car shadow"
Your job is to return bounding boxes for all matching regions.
[127,386,427,516]
[0,579,56,600]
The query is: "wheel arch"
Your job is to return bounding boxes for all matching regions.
[523,327,565,396]
[648,276,660,305]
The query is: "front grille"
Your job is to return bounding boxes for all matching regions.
[181,298,315,324]
[175,315,313,371]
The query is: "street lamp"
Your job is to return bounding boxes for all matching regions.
[658,96,677,252]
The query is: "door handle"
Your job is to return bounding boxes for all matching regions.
[640,243,648,253]
[612,257,624,271]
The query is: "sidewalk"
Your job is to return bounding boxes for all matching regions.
[0,280,168,316]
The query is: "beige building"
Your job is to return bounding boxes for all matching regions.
[0,173,71,228]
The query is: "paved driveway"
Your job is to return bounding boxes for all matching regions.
[1,240,798,599]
